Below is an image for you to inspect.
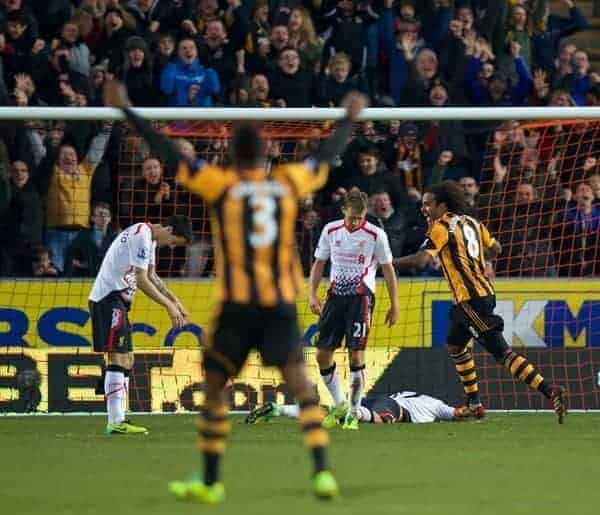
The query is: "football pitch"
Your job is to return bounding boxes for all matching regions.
[2,414,598,515]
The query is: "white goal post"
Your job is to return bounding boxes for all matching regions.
[0,106,599,121]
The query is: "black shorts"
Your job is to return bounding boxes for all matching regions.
[88,292,132,354]
[203,302,303,377]
[316,293,375,351]
[447,295,504,348]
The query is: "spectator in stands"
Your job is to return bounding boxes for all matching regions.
[297,206,321,275]
[369,189,408,258]
[197,19,243,104]
[288,7,323,73]
[551,42,576,86]
[115,36,155,106]
[465,38,532,106]
[494,181,557,277]
[95,7,136,72]
[555,182,600,276]
[322,0,370,78]
[316,53,365,107]
[126,0,170,45]
[343,144,407,209]
[31,245,59,277]
[459,176,479,217]
[561,49,592,106]
[52,20,90,78]
[269,23,289,59]
[248,74,271,106]
[0,160,43,276]
[387,122,424,196]
[160,37,221,107]
[532,0,588,73]
[153,32,175,104]
[119,156,174,226]
[268,47,314,107]
[35,124,112,273]
[34,41,90,106]
[4,11,45,77]
[12,72,46,107]
[380,0,448,106]
[587,171,600,206]
[65,201,116,277]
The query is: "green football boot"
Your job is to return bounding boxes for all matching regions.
[313,471,339,500]
[245,402,280,424]
[322,403,348,429]
[341,412,359,431]
[105,421,148,435]
[169,476,226,504]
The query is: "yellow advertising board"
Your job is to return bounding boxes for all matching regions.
[0,278,599,349]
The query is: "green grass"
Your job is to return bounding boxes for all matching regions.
[1,414,598,515]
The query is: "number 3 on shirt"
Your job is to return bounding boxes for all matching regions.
[249,195,278,248]
[462,224,480,258]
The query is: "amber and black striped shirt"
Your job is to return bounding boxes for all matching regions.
[177,161,329,307]
[422,212,496,303]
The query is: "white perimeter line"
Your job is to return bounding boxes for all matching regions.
[2,409,600,417]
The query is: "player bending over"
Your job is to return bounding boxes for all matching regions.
[393,181,567,423]
[104,80,368,502]
[246,391,472,424]
[89,216,192,435]
[309,189,398,431]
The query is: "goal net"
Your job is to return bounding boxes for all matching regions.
[1,111,599,413]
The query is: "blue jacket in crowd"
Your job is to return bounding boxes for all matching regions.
[465,56,532,106]
[160,59,221,107]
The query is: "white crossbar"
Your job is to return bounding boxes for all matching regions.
[1,106,599,121]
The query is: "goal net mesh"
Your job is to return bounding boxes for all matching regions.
[0,117,598,413]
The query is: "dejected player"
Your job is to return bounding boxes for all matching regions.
[308,189,398,430]
[246,391,474,425]
[104,79,368,502]
[393,181,567,423]
[88,216,192,435]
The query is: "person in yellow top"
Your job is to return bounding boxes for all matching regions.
[104,79,368,503]
[37,123,112,272]
[393,180,567,424]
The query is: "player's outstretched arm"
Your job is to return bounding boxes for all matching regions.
[104,80,186,169]
[393,251,434,271]
[148,265,189,321]
[315,91,367,166]
[135,268,185,328]
[380,263,399,327]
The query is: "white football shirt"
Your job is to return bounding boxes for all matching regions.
[314,219,392,296]
[89,222,157,303]
[390,392,456,423]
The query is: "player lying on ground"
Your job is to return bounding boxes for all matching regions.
[309,189,398,431]
[104,79,368,502]
[246,391,474,424]
[393,181,568,423]
[88,216,192,435]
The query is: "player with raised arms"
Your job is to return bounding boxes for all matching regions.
[393,181,567,423]
[89,215,192,435]
[246,391,475,425]
[104,80,368,502]
[309,189,398,430]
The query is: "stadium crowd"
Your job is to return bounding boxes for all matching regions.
[0,0,598,278]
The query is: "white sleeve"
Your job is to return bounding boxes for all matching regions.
[374,229,393,265]
[129,227,153,270]
[149,241,157,266]
[314,226,331,261]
